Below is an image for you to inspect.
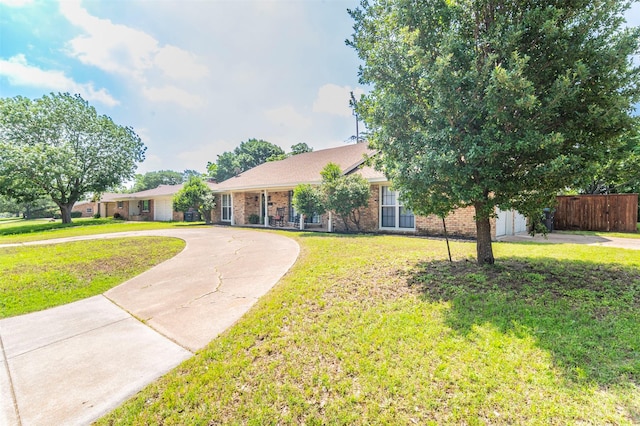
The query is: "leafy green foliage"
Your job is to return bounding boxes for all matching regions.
[0,93,146,223]
[210,139,284,181]
[131,170,184,192]
[172,176,216,224]
[320,163,371,231]
[348,0,640,264]
[581,119,640,196]
[290,142,313,155]
[292,184,325,227]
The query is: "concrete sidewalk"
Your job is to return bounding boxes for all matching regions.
[498,231,640,250]
[0,227,299,426]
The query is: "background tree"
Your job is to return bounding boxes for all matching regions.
[290,142,313,155]
[172,176,216,224]
[0,93,146,223]
[131,170,184,192]
[320,162,371,231]
[580,119,640,195]
[349,0,640,265]
[292,184,325,230]
[210,139,284,181]
[267,142,314,162]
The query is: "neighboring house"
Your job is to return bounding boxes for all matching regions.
[99,183,217,221]
[71,201,97,217]
[211,143,525,239]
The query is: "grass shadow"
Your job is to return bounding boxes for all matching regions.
[406,257,640,387]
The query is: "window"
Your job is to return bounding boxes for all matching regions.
[141,200,150,212]
[86,207,93,213]
[380,186,414,229]
[117,201,123,209]
[288,190,320,224]
[222,194,232,222]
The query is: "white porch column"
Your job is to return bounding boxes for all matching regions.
[230,193,235,226]
[299,214,304,230]
[264,190,269,227]
[328,211,333,232]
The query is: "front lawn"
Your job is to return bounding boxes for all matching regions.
[98,234,640,424]
[0,237,185,318]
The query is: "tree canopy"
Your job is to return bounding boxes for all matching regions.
[0,93,146,223]
[172,176,216,224]
[131,170,184,192]
[208,139,284,182]
[320,163,371,231]
[349,0,640,264]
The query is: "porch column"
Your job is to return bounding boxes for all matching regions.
[328,212,333,232]
[264,189,269,227]
[230,193,235,226]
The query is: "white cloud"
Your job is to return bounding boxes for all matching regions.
[312,83,364,117]
[264,105,312,129]
[0,0,33,6]
[58,0,209,102]
[154,45,209,80]
[142,85,206,109]
[0,54,118,106]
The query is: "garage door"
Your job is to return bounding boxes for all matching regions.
[154,199,173,221]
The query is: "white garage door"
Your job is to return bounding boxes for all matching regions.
[495,209,527,237]
[154,199,173,221]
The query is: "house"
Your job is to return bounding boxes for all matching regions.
[210,143,526,239]
[71,201,98,218]
[98,183,217,221]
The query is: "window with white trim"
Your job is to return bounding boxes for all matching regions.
[380,186,414,229]
[141,200,150,212]
[222,194,232,222]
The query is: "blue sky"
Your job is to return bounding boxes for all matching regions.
[1,0,639,176]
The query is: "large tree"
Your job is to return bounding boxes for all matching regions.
[349,0,640,264]
[0,93,146,223]
[210,139,284,182]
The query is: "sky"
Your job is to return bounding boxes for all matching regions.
[1,0,639,176]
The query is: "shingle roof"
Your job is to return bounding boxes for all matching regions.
[214,143,385,191]
[102,182,218,201]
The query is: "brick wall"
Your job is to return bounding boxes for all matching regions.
[415,206,478,237]
[71,202,97,218]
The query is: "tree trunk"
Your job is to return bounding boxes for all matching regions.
[202,209,212,225]
[59,203,73,224]
[474,212,495,266]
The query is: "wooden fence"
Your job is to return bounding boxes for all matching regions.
[554,194,638,232]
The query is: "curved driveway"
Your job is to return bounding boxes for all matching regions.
[0,226,299,426]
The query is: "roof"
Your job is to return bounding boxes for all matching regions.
[214,143,385,191]
[101,182,218,201]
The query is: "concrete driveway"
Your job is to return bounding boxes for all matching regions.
[498,231,640,250]
[0,227,299,426]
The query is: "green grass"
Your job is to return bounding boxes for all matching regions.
[0,218,206,244]
[98,234,640,425]
[0,236,185,318]
[556,223,640,239]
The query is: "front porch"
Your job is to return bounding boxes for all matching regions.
[230,190,329,231]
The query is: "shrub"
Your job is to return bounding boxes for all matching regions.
[93,212,101,219]
[248,214,260,224]
[70,211,83,218]
[113,212,123,220]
